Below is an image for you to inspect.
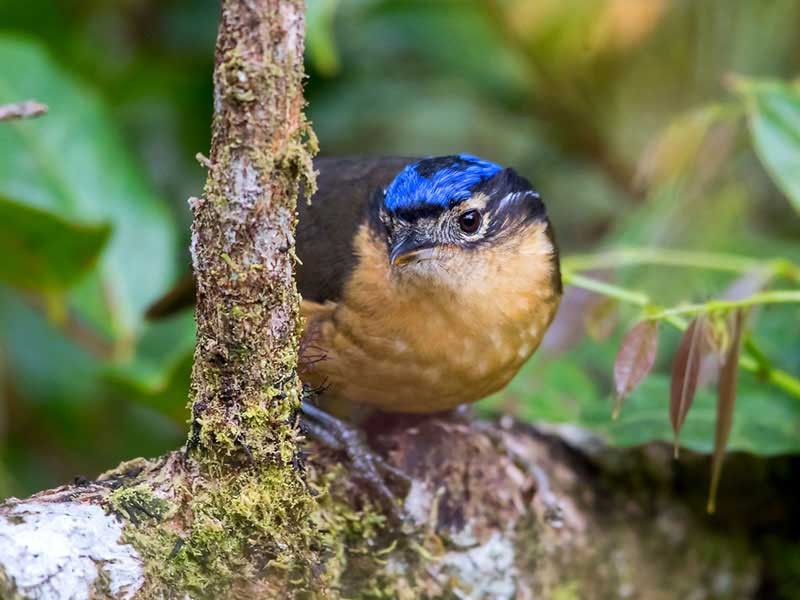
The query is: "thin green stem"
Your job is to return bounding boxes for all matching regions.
[766,368,800,398]
[563,272,651,306]
[562,247,799,279]
[562,271,800,400]
[646,291,800,320]
[563,271,686,329]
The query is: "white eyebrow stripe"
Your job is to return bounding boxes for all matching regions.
[459,192,491,211]
[499,190,540,209]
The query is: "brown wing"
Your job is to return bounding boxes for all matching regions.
[295,156,414,302]
[146,156,417,318]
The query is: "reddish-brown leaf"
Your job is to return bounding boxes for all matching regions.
[612,320,659,419]
[670,315,709,457]
[707,309,745,513]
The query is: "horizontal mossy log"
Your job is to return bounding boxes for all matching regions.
[0,416,758,599]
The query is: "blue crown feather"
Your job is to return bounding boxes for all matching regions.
[383,154,502,213]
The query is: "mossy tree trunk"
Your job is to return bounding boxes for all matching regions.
[190,0,314,465]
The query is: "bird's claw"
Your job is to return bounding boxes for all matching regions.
[300,401,409,524]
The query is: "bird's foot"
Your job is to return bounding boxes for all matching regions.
[300,401,410,524]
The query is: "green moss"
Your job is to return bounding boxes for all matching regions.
[107,453,418,599]
[108,483,172,523]
[551,582,580,600]
[110,464,316,598]
[181,467,311,589]
[216,48,260,108]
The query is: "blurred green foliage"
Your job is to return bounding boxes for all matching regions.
[0,195,110,294]
[0,0,799,511]
[738,78,800,213]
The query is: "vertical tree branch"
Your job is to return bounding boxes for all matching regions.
[190,0,316,462]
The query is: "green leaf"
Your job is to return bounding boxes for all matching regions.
[488,356,800,456]
[636,103,740,188]
[0,36,176,342]
[480,358,595,424]
[737,78,800,214]
[105,350,194,426]
[306,0,340,77]
[103,312,195,424]
[0,195,110,292]
[585,374,800,456]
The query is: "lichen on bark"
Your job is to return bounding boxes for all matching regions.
[189,0,315,465]
[150,0,320,592]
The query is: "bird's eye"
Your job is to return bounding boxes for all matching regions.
[458,210,482,234]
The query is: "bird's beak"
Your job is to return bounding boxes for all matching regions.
[390,235,436,267]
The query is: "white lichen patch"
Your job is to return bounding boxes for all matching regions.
[231,157,261,211]
[0,501,143,600]
[402,480,434,526]
[436,533,517,600]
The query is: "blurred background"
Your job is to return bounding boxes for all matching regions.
[1,1,799,596]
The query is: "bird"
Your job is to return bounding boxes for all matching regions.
[297,154,561,415]
[148,154,562,509]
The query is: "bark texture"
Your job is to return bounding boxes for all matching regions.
[0,420,759,599]
[190,0,314,462]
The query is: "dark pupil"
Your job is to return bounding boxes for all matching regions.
[458,210,481,233]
